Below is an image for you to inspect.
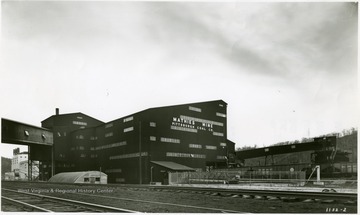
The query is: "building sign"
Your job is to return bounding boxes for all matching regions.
[172,116,214,132]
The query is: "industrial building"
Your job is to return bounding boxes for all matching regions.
[22,100,234,184]
[3,99,355,184]
[4,148,39,181]
[235,134,357,178]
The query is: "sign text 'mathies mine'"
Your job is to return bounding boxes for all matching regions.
[172,117,213,131]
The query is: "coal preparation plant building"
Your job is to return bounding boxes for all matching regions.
[38,100,234,184]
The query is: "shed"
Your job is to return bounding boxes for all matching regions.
[48,171,107,184]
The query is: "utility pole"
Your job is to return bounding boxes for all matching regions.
[139,121,142,184]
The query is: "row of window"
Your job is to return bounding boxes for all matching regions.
[205,145,217,150]
[188,144,218,150]
[160,137,180,144]
[170,125,198,133]
[152,137,225,149]
[104,116,137,134]
[188,106,226,119]
[105,126,134,137]
[105,120,155,131]
[95,141,127,150]
[189,144,202,149]
[71,140,224,152]
[80,154,98,158]
[109,152,148,160]
[166,152,206,159]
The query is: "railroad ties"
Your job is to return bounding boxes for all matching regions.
[1,188,138,213]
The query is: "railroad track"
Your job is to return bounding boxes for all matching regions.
[1,181,357,213]
[1,188,138,212]
[145,185,357,202]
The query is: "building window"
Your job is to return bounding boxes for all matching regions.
[189,106,202,112]
[171,126,197,133]
[205,145,217,150]
[79,146,85,150]
[213,132,224,137]
[217,155,226,159]
[160,137,180,144]
[123,116,133,123]
[80,154,86,158]
[220,143,227,147]
[124,127,134,133]
[150,136,156,141]
[73,121,87,126]
[105,132,113,137]
[189,144,202,149]
[150,122,156,127]
[105,123,113,128]
[216,112,226,118]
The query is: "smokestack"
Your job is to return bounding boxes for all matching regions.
[56,108,59,115]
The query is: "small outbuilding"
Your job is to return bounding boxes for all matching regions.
[48,171,107,184]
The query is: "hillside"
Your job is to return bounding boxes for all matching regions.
[1,157,12,179]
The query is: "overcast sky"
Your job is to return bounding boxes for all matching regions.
[0,2,358,158]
